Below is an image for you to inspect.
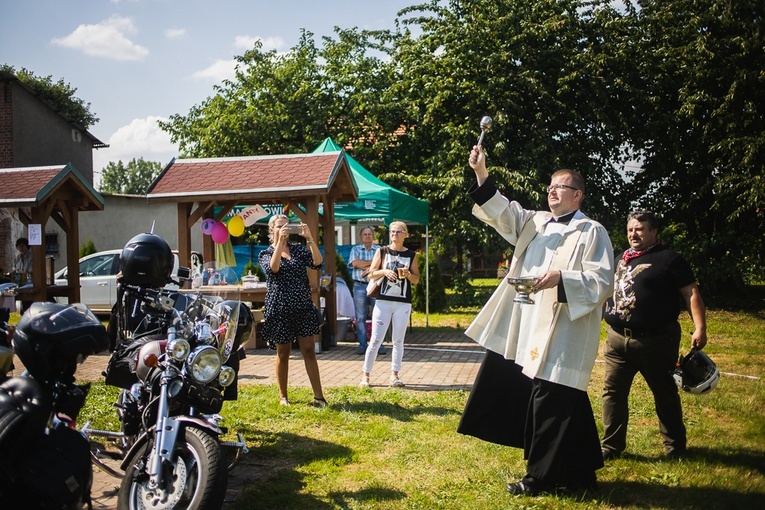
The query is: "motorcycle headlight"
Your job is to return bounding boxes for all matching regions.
[194,322,213,343]
[167,338,191,361]
[186,345,221,384]
[218,366,236,387]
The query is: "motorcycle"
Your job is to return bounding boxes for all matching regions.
[0,282,18,330]
[82,233,252,510]
[0,302,109,509]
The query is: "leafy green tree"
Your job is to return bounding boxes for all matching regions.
[158,0,765,294]
[369,0,635,272]
[162,32,329,157]
[1,65,98,128]
[99,158,163,194]
[620,0,765,291]
[161,28,398,159]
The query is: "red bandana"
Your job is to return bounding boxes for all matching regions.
[622,242,662,264]
[622,241,664,264]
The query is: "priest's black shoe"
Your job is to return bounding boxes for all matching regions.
[506,480,545,496]
[601,448,620,461]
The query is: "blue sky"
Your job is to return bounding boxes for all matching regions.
[1,0,418,183]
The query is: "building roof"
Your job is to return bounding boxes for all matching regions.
[0,70,107,148]
[0,163,104,210]
[146,151,358,203]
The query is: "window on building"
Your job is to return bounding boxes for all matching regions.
[45,233,58,255]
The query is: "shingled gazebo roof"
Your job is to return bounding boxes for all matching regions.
[0,164,104,210]
[146,151,358,203]
[0,163,104,304]
[144,150,358,340]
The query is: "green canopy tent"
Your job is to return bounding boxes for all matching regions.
[312,138,428,226]
[313,138,432,323]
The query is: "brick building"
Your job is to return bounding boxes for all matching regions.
[0,70,107,272]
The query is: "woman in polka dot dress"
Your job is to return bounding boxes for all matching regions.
[259,214,327,407]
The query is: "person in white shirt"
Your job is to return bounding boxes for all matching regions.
[457,145,614,496]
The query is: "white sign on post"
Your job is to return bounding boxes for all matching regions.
[28,224,42,245]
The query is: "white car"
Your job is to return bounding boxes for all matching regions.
[54,250,183,314]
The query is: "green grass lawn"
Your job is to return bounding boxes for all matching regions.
[77,280,765,509]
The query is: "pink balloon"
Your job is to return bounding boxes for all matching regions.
[211,221,229,244]
[201,218,216,235]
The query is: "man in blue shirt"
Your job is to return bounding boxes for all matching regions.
[348,227,386,355]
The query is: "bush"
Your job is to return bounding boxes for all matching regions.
[79,237,97,258]
[447,272,476,308]
[335,253,353,289]
[412,248,447,312]
[445,274,499,310]
[242,261,264,281]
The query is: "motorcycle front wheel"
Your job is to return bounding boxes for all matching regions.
[117,425,227,510]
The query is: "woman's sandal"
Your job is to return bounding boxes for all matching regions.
[310,397,328,408]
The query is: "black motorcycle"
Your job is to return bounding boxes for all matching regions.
[82,233,252,509]
[0,302,109,509]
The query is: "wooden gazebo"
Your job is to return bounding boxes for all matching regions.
[0,164,105,303]
[146,151,358,339]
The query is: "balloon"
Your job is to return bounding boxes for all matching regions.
[227,215,245,237]
[211,222,229,244]
[201,218,216,235]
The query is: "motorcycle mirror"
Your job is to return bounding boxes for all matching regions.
[176,266,191,281]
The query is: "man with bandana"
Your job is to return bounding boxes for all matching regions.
[601,210,708,461]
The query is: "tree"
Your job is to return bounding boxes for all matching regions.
[79,237,97,258]
[621,0,765,292]
[99,158,163,195]
[158,0,765,294]
[162,31,331,157]
[0,65,98,128]
[373,0,633,272]
[161,28,399,159]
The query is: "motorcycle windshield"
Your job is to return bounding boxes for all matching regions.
[193,261,242,363]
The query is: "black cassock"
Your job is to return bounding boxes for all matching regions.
[457,350,530,448]
[458,350,603,489]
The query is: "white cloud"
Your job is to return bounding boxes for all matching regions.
[191,35,286,83]
[93,116,177,183]
[51,15,149,61]
[234,35,286,52]
[192,59,237,82]
[165,28,186,39]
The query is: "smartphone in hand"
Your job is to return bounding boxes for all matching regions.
[284,224,303,234]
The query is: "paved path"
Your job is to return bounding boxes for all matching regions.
[47,330,484,509]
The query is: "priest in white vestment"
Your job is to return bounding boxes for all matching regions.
[457,145,614,496]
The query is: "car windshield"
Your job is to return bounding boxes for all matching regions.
[81,255,115,276]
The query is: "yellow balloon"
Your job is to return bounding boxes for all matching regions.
[227,215,245,236]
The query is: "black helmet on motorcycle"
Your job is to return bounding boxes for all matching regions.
[120,233,173,288]
[214,300,254,357]
[672,348,719,394]
[12,303,109,386]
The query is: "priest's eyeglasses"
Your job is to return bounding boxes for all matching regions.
[547,184,579,193]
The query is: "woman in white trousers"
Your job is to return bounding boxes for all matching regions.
[359,221,419,387]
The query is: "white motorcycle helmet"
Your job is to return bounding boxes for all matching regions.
[672,348,719,394]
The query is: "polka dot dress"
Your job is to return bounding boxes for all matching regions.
[258,243,322,349]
